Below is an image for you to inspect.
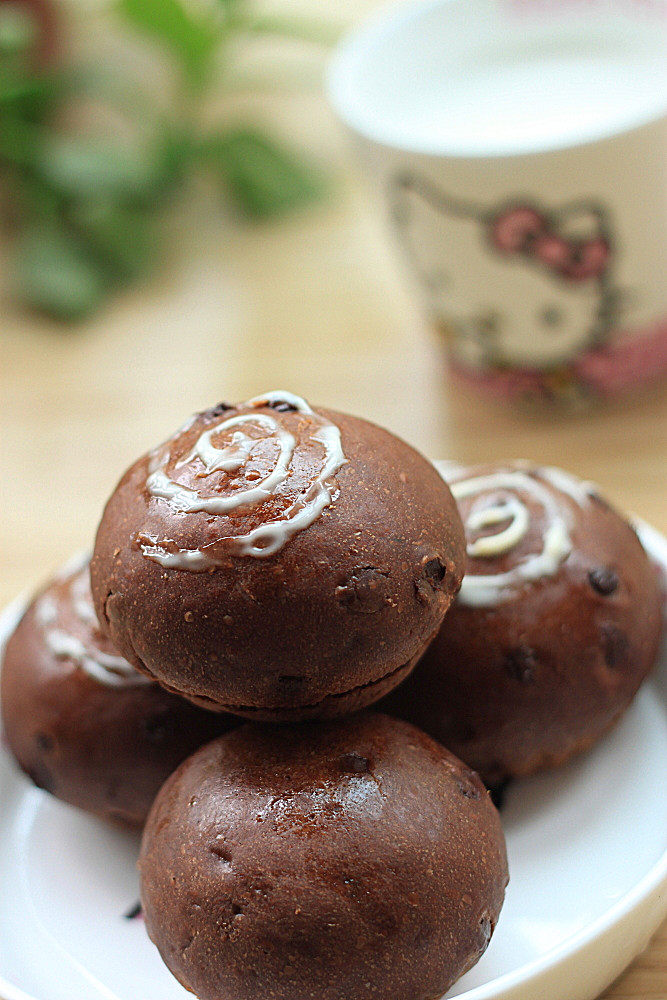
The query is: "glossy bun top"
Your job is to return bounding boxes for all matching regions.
[91,392,465,719]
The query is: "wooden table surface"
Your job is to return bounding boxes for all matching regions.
[0,1,665,995]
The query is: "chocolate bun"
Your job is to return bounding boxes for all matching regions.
[139,713,508,1000]
[0,558,235,826]
[381,462,663,783]
[91,392,464,720]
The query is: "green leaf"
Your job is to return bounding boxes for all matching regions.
[16,227,110,320]
[0,116,39,168]
[151,125,196,200]
[7,170,63,227]
[203,127,324,219]
[35,136,161,201]
[116,0,222,89]
[67,200,156,281]
[0,71,65,124]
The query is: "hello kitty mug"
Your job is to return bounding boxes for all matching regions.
[328,0,667,405]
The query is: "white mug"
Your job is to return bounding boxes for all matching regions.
[328,0,667,404]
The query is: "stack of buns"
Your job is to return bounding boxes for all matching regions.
[2,391,661,1000]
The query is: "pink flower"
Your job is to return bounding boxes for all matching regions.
[535,234,610,281]
[491,207,546,253]
[490,202,611,282]
[533,233,571,271]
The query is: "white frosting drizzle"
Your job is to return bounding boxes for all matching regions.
[465,494,529,557]
[140,391,347,568]
[539,465,597,506]
[35,594,57,626]
[37,559,150,688]
[44,629,147,688]
[437,462,592,607]
[147,414,296,515]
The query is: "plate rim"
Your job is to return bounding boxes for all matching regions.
[0,520,665,1000]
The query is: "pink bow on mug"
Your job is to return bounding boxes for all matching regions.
[490,206,610,281]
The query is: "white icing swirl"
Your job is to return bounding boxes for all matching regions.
[539,465,597,506]
[147,415,296,515]
[464,493,529,558]
[44,629,148,688]
[35,594,57,626]
[140,391,347,567]
[436,463,593,607]
[37,560,150,688]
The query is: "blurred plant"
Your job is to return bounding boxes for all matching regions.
[0,0,333,321]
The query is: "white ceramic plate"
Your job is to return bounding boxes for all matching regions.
[0,523,665,1000]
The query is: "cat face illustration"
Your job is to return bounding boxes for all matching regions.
[391,174,618,370]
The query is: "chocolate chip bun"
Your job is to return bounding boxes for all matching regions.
[139,713,508,1000]
[91,392,465,720]
[0,558,235,826]
[382,462,663,783]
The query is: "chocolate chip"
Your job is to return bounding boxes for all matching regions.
[478,913,492,950]
[588,567,618,595]
[424,558,447,585]
[102,590,113,628]
[414,557,448,605]
[206,402,233,417]
[340,753,371,774]
[36,732,54,751]
[504,646,537,683]
[455,772,481,800]
[124,901,142,920]
[601,624,629,669]
[266,399,298,413]
[209,843,232,864]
